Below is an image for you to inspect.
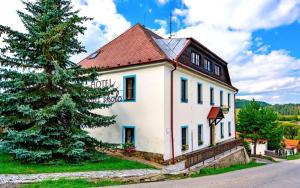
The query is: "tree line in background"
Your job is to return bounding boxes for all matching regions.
[237,99,300,156]
[236,99,300,116]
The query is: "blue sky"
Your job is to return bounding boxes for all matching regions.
[0,0,299,104]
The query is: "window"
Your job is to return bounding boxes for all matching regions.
[197,83,203,104]
[88,50,100,59]
[124,75,136,101]
[122,126,135,145]
[191,52,200,66]
[181,78,188,103]
[228,122,232,137]
[210,87,214,105]
[181,126,188,151]
[220,122,224,139]
[228,93,231,108]
[198,124,203,146]
[204,59,212,72]
[220,90,223,107]
[214,65,221,76]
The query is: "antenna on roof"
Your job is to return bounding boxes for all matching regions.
[143,11,147,27]
[169,12,172,39]
[169,0,176,39]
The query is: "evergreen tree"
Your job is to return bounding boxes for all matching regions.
[237,100,282,154]
[0,0,116,163]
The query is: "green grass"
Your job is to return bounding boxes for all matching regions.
[191,162,265,177]
[0,153,153,174]
[19,178,124,188]
[287,153,300,160]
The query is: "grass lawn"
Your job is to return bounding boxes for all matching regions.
[191,162,265,177]
[19,178,124,188]
[0,153,153,174]
[287,153,300,160]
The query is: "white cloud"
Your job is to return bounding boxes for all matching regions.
[0,0,26,32]
[156,0,169,5]
[173,0,300,103]
[0,0,131,63]
[71,0,131,62]
[177,0,300,31]
[155,19,167,28]
[152,19,168,37]
[237,95,265,101]
[175,23,251,61]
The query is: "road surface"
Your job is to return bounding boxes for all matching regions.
[112,159,300,188]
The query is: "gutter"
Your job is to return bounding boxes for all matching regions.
[170,60,178,164]
[234,92,238,139]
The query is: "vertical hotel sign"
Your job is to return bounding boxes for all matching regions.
[90,79,123,103]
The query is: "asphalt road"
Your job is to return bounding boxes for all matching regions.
[112,159,300,188]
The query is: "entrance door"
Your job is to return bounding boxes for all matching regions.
[210,125,213,146]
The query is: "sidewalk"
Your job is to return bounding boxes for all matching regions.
[0,169,160,185]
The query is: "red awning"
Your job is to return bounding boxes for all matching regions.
[207,107,224,119]
[207,107,224,126]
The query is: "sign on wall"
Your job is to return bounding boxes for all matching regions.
[90,79,123,103]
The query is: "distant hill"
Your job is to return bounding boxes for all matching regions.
[235,99,300,115]
[235,99,270,108]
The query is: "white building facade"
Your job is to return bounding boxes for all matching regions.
[80,24,238,164]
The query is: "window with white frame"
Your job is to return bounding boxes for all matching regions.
[191,52,200,66]
[214,65,221,76]
[204,59,212,72]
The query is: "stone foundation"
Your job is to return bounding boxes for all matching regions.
[131,151,165,164]
[207,147,250,169]
[132,151,188,165]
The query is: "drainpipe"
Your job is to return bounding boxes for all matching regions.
[234,93,237,139]
[170,61,177,164]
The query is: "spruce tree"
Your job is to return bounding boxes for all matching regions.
[0,0,116,163]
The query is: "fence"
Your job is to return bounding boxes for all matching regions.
[185,139,243,168]
[265,150,287,159]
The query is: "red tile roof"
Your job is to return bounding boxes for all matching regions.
[284,139,300,149]
[78,23,237,91]
[79,24,168,69]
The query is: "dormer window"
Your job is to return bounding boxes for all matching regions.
[88,50,100,59]
[191,52,200,66]
[204,59,212,72]
[215,65,221,76]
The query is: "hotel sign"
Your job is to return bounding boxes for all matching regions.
[91,79,123,103]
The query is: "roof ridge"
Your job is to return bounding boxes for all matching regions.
[139,25,169,60]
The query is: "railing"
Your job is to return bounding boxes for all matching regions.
[185,139,243,168]
[265,150,287,159]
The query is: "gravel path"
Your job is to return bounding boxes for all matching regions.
[112,159,300,188]
[0,169,160,185]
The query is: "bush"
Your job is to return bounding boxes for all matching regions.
[278,115,299,122]
[122,142,136,155]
